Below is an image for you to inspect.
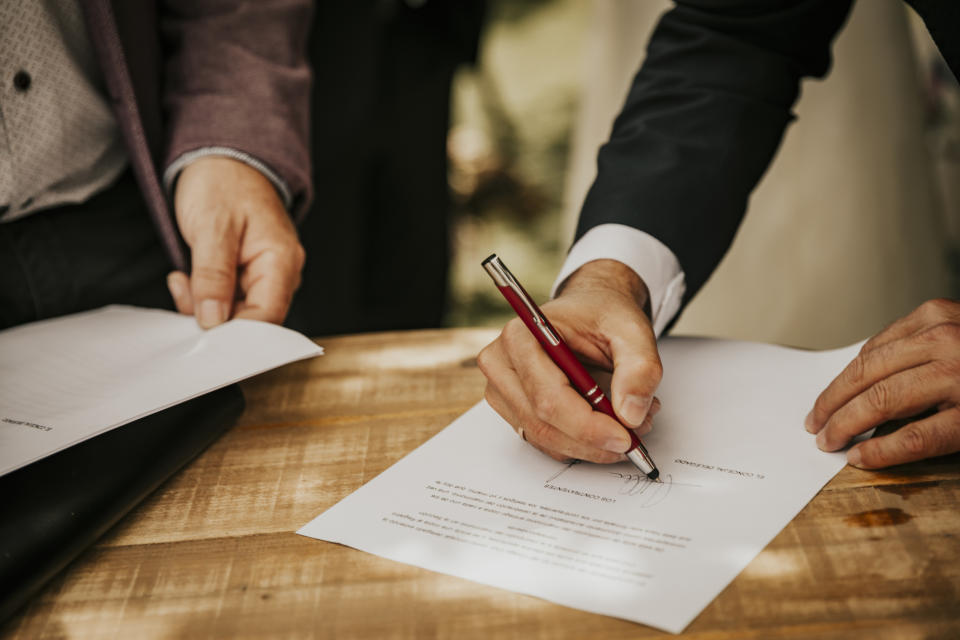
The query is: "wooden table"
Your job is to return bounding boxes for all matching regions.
[2,329,959,639]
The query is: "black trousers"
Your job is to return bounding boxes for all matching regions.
[285,0,485,336]
[0,170,174,331]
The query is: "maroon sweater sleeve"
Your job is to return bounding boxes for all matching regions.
[159,0,313,220]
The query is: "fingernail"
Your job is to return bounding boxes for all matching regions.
[619,394,651,427]
[604,435,631,453]
[198,299,226,328]
[847,447,862,467]
[815,429,828,451]
[804,410,818,433]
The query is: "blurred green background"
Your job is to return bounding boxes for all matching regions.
[443,0,587,328]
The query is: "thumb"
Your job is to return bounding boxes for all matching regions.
[188,222,241,329]
[605,308,662,427]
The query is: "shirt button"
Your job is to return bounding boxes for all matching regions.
[13,70,31,92]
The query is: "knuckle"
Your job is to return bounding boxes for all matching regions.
[476,345,495,376]
[923,321,960,345]
[574,421,604,448]
[501,318,526,345]
[865,381,895,416]
[636,357,663,383]
[858,335,880,355]
[190,266,237,299]
[856,441,886,468]
[844,354,867,387]
[919,298,954,321]
[192,264,235,287]
[930,355,960,380]
[898,424,934,458]
[532,389,559,423]
[526,417,555,444]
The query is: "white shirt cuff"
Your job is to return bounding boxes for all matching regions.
[552,223,686,337]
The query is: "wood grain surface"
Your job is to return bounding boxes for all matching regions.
[2,328,958,639]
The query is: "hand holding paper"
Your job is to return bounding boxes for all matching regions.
[806,297,960,468]
[167,156,306,328]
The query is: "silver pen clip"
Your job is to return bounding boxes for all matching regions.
[482,254,561,346]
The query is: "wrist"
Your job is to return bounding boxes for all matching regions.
[557,259,652,320]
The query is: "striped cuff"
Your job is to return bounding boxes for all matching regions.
[163,147,293,210]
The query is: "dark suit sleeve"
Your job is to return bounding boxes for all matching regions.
[159,0,313,218]
[575,0,853,304]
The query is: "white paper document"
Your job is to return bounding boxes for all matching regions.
[300,337,862,633]
[0,305,323,477]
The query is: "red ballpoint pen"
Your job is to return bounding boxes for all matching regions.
[482,254,660,481]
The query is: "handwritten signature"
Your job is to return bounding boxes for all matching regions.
[546,462,674,507]
[607,471,673,506]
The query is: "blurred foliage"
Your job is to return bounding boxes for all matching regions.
[444,0,588,327]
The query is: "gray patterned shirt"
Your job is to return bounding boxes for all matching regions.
[0,0,127,222]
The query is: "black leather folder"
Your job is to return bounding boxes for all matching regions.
[0,384,245,622]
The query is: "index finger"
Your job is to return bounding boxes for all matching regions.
[234,249,303,324]
[806,333,934,434]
